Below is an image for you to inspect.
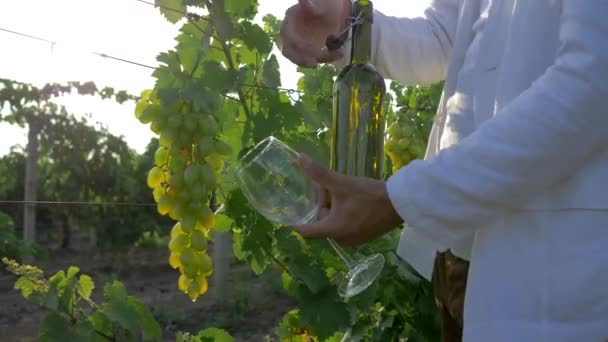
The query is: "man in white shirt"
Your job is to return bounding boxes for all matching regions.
[281,0,608,341]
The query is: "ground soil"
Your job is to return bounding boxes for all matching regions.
[0,243,296,342]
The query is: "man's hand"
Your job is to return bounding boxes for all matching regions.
[280,0,351,67]
[295,154,404,246]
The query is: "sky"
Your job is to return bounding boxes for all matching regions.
[0,0,429,156]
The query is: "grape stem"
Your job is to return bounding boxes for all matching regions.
[202,0,253,121]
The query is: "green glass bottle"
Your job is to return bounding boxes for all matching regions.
[331,0,386,179]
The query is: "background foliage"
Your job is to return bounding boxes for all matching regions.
[1,0,445,340]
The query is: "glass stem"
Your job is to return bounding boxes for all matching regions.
[327,238,355,269]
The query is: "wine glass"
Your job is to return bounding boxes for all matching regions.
[235,136,385,298]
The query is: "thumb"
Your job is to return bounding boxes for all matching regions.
[316,47,344,63]
[298,0,323,17]
[298,154,339,190]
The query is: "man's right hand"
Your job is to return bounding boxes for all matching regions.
[280,0,352,67]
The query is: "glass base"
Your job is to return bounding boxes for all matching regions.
[338,253,385,298]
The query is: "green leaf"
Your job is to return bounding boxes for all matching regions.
[157,88,181,109]
[263,14,283,49]
[129,297,162,341]
[14,277,36,299]
[213,214,234,232]
[77,274,94,300]
[275,230,329,294]
[195,327,234,342]
[101,282,140,336]
[66,266,80,279]
[89,311,113,338]
[297,287,350,340]
[262,55,281,88]
[155,0,185,24]
[200,61,237,92]
[39,312,73,341]
[239,22,272,55]
[225,0,257,18]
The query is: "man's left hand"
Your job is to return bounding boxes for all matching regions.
[295,154,404,246]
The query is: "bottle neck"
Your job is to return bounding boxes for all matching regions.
[350,0,373,65]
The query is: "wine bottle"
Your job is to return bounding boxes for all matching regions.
[331,0,386,179]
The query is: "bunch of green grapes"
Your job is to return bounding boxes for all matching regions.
[135,89,232,301]
[385,119,427,173]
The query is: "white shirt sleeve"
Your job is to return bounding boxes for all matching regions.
[334,0,459,85]
[387,1,608,250]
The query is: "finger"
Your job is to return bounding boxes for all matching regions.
[281,46,318,67]
[319,207,330,218]
[298,154,343,190]
[316,47,344,63]
[298,0,323,17]
[295,213,343,240]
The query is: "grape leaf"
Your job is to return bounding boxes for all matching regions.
[155,0,185,24]
[275,230,329,294]
[157,88,181,109]
[225,0,256,18]
[77,274,94,300]
[66,266,80,279]
[239,22,272,55]
[195,327,234,342]
[297,287,350,340]
[14,277,36,299]
[101,282,139,336]
[40,312,102,342]
[129,297,162,341]
[262,55,281,88]
[213,214,234,233]
[89,311,113,338]
[39,312,74,341]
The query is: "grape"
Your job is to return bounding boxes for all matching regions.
[147,167,164,189]
[178,274,190,292]
[195,275,209,294]
[183,164,199,186]
[177,132,192,147]
[190,231,207,252]
[198,136,214,156]
[182,264,198,278]
[180,248,197,266]
[181,216,197,234]
[157,194,175,216]
[169,171,185,190]
[167,114,183,129]
[200,164,216,187]
[190,183,206,202]
[206,154,224,171]
[388,123,405,139]
[199,253,213,276]
[169,234,189,253]
[183,114,198,132]
[385,119,424,172]
[155,148,170,166]
[214,141,232,156]
[198,206,215,229]
[159,129,177,147]
[170,153,186,171]
[170,222,184,238]
[199,115,219,136]
[153,187,164,202]
[150,119,163,134]
[138,104,162,124]
[169,202,186,221]
[187,280,201,300]
[137,87,232,301]
[169,253,181,269]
